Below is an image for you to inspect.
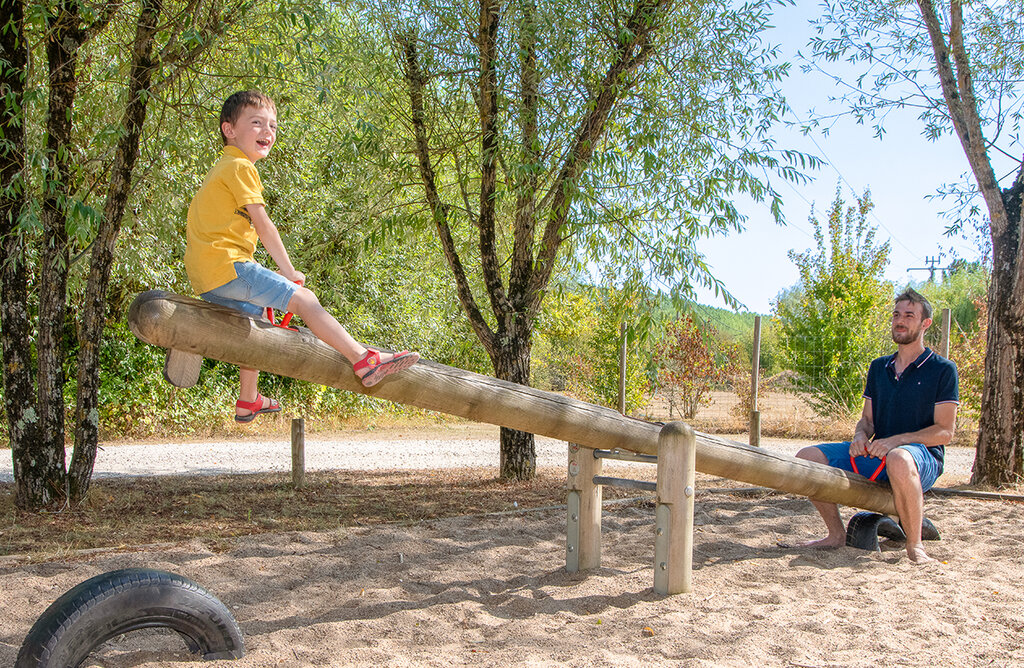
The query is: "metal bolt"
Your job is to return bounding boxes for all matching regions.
[656,527,664,536]
[684,485,694,497]
[567,545,575,553]
[571,514,578,522]
[659,562,667,570]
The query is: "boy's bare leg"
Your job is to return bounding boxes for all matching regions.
[795,446,847,548]
[237,367,261,418]
[286,287,405,368]
[887,449,935,564]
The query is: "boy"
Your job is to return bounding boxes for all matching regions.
[185,90,419,422]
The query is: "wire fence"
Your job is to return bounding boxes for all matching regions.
[639,309,980,447]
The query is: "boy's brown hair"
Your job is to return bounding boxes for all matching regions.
[219,90,276,144]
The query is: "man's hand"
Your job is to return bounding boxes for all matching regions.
[849,432,871,458]
[864,435,902,458]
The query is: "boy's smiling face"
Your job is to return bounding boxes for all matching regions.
[221,105,277,163]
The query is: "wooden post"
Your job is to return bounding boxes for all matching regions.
[749,315,762,447]
[618,322,627,415]
[654,422,696,595]
[566,442,602,572]
[940,308,951,358]
[291,418,305,489]
[128,290,902,516]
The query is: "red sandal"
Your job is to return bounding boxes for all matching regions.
[353,349,420,388]
[235,393,282,423]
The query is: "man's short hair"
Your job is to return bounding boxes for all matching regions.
[219,90,276,144]
[895,287,933,320]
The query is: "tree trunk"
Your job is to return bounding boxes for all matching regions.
[0,0,43,509]
[972,175,1024,485]
[917,0,1024,487]
[68,0,163,502]
[26,0,87,508]
[492,321,536,479]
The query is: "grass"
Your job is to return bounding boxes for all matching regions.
[0,467,642,563]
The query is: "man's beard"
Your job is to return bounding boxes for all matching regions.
[891,325,921,345]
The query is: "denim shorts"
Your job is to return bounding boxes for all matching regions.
[200,262,299,318]
[816,441,943,491]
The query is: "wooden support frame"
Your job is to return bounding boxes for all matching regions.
[566,442,602,572]
[567,422,696,594]
[654,421,696,595]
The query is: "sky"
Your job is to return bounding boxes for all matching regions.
[691,3,995,314]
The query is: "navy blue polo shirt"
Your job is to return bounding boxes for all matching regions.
[863,347,959,465]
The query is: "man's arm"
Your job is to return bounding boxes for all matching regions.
[245,203,305,285]
[864,402,958,458]
[848,399,874,457]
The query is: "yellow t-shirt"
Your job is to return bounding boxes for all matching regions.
[184,145,265,294]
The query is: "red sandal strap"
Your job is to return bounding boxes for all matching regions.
[236,392,266,412]
[353,349,381,374]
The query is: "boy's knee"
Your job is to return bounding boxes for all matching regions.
[288,286,320,311]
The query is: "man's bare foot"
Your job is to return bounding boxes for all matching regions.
[907,544,935,564]
[799,535,846,549]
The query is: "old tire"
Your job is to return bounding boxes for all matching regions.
[16,568,244,667]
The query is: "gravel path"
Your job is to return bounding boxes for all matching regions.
[0,424,976,484]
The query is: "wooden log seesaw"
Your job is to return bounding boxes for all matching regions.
[128,290,935,558]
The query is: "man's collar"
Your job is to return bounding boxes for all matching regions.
[886,347,933,370]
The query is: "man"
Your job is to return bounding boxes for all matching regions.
[796,288,958,563]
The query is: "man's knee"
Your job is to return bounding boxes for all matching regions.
[886,448,921,485]
[797,445,827,464]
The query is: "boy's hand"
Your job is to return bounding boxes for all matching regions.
[280,269,305,286]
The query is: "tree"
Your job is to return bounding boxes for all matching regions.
[806,0,1024,485]
[1,0,248,509]
[654,314,733,419]
[382,0,809,478]
[773,189,893,417]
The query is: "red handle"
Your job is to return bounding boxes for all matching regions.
[851,455,886,481]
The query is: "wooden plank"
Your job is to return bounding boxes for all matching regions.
[128,290,899,515]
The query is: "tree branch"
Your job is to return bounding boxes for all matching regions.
[916,0,1007,238]
[400,31,496,353]
[528,0,672,317]
[509,0,540,306]
[475,0,511,325]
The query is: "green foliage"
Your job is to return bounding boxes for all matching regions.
[913,261,990,421]
[773,189,893,417]
[533,285,649,413]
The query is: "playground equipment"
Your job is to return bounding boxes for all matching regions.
[126,290,928,594]
[129,290,901,514]
[16,568,243,667]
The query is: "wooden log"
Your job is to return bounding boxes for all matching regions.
[128,290,898,515]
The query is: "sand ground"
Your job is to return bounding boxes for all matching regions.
[1,427,1022,667]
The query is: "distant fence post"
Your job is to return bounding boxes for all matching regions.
[940,308,951,358]
[291,418,305,489]
[749,315,762,447]
[618,322,627,415]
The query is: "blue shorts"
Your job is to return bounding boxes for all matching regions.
[200,262,299,319]
[815,441,943,491]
